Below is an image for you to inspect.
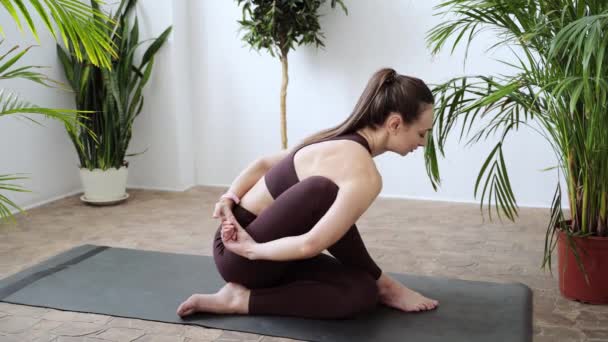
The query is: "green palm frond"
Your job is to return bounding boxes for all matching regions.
[0,40,58,87]
[0,89,93,223]
[426,0,608,272]
[0,88,80,132]
[0,173,29,223]
[426,74,544,219]
[474,142,518,221]
[0,0,116,68]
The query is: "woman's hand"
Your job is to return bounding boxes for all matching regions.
[213,198,237,222]
[220,218,258,260]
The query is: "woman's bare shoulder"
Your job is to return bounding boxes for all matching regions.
[334,142,382,191]
[292,138,382,191]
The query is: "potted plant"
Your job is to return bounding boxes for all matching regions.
[1,0,115,222]
[425,0,608,303]
[57,0,171,204]
[235,0,347,149]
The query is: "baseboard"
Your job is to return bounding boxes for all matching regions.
[8,184,196,215]
[8,182,558,216]
[377,193,560,209]
[198,183,230,189]
[199,183,556,209]
[378,193,480,205]
[10,188,84,214]
[126,183,196,192]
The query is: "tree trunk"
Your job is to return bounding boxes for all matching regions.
[280,54,289,150]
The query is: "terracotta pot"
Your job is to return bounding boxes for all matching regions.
[557,228,608,304]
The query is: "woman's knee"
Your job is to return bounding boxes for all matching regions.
[297,176,339,212]
[299,176,339,195]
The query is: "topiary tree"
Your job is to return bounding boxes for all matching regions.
[235,0,347,149]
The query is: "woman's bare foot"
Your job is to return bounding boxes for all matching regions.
[377,274,439,312]
[176,282,250,317]
[381,285,439,312]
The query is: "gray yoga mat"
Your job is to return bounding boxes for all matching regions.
[0,244,532,342]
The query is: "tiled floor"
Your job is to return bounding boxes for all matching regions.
[0,186,607,341]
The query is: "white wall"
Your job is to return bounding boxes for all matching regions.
[2,0,565,212]
[191,0,563,208]
[127,0,196,191]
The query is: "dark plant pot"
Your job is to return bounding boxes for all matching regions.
[557,229,608,304]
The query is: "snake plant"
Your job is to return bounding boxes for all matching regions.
[57,0,171,170]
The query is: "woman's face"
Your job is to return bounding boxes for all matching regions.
[387,105,434,156]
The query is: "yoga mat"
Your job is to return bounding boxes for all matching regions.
[0,244,532,342]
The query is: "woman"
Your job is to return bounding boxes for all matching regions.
[177,68,439,319]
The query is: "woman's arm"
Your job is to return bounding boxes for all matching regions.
[224,149,291,201]
[223,158,266,202]
[217,149,291,239]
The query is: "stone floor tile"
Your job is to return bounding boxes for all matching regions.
[43,311,111,325]
[583,328,608,340]
[94,327,146,341]
[0,333,27,342]
[132,334,185,342]
[106,319,185,336]
[0,315,40,334]
[184,326,223,340]
[536,325,585,342]
[215,331,264,342]
[0,303,52,318]
[51,322,105,337]
[260,336,303,342]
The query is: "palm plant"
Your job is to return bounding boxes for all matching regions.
[1,43,81,220]
[235,0,347,149]
[424,0,608,272]
[1,0,115,222]
[1,0,116,68]
[57,0,171,170]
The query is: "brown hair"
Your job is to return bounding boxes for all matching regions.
[294,68,434,150]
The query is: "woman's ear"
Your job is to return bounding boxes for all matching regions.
[387,113,402,135]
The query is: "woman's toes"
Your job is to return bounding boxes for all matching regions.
[176,303,188,316]
[177,303,190,316]
[177,296,198,317]
[178,307,192,317]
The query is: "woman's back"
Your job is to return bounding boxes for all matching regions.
[239,133,380,217]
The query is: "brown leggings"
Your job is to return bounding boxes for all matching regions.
[213,176,382,319]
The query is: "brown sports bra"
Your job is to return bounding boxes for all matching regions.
[264,132,372,199]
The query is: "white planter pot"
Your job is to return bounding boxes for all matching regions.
[79,166,128,202]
